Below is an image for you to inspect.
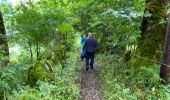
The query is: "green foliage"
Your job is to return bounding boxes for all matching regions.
[1,0,169,99]
[137,0,168,60]
[0,63,29,98]
[28,60,54,87]
[0,51,81,99]
[72,0,145,53]
[97,54,170,99]
[7,0,75,62]
[0,0,10,14]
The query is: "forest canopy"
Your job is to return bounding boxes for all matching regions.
[0,0,170,99]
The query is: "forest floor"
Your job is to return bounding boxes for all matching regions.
[80,62,103,100]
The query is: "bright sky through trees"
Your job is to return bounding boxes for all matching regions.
[8,0,23,5]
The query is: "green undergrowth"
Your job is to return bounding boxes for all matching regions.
[97,54,170,100]
[0,51,82,100]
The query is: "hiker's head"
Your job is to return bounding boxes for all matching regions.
[88,32,93,38]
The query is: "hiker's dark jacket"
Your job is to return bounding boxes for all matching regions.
[84,38,98,53]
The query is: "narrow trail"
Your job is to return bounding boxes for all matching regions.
[80,64,102,100]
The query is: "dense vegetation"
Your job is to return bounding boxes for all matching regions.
[0,0,170,99]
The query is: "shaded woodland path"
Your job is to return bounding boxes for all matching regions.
[75,35,102,100]
[80,63,103,100]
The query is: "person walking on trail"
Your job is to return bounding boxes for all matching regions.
[80,35,86,45]
[83,32,98,71]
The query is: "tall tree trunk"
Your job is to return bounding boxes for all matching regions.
[0,11,9,67]
[160,15,170,84]
[137,0,168,60]
[36,42,40,60]
[28,41,33,62]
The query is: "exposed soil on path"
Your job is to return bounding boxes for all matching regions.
[80,67,102,100]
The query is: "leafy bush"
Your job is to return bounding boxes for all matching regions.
[97,54,170,99]
[2,52,81,100]
[27,60,54,87]
[0,63,29,99]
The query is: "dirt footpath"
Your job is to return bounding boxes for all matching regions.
[80,67,102,100]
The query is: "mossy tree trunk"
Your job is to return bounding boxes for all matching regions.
[0,11,9,67]
[28,41,33,62]
[137,0,168,60]
[160,15,170,84]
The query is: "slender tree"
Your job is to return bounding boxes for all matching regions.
[0,11,9,67]
[160,15,170,84]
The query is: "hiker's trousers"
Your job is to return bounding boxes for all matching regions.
[86,52,95,68]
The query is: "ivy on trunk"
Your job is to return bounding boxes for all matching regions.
[0,11,9,67]
[137,0,168,60]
